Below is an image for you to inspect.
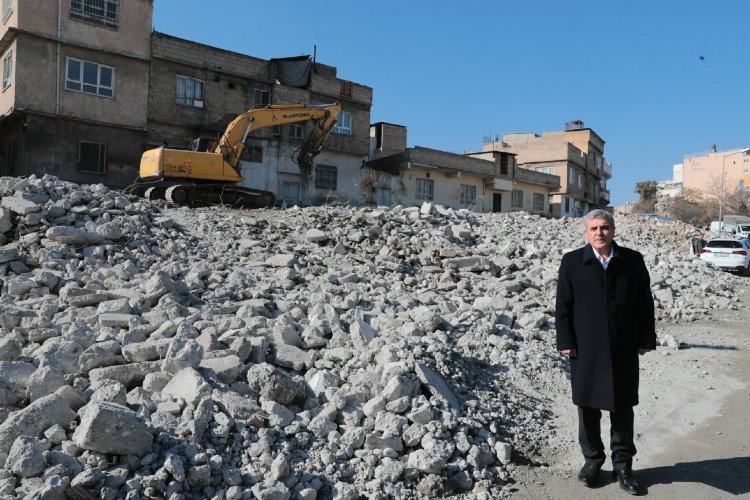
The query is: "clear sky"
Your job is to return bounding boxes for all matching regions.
[152,0,749,206]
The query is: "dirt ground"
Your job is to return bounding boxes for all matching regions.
[509,279,750,499]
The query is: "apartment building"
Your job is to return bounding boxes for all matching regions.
[148,33,373,206]
[365,123,559,214]
[483,121,612,217]
[0,0,152,186]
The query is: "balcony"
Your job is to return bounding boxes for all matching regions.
[603,160,613,178]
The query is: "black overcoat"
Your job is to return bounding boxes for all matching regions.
[555,241,656,411]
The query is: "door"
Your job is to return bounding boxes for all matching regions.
[376,186,392,206]
[492,193,502,213]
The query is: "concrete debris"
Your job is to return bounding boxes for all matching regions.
[0,174,742,498]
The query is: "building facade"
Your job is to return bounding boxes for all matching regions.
[483,121,612,217]
[365,124,559,214]
[0,0,152,186]
[148,33,373,207]
[682,147,750,198]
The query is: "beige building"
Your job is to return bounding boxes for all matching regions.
[365,123,559,214]
[682,147,750,197]
[483,121,612,217]
[0,0,152,186]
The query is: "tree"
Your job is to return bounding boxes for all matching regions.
[634,180,658,213]
[666,188,710,225]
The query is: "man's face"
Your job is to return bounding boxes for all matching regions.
[585,216,614,253]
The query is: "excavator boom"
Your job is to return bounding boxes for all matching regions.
[217,103,342,170]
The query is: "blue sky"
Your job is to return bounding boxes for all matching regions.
[153,0,749,206]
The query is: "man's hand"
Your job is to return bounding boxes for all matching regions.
[561,349,577,359]
[639,348,653,355]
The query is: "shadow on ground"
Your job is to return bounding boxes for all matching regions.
[638,456,750,495]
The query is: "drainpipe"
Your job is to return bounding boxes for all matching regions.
[55,0,61,115]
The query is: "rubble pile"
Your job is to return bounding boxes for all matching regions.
[0,175,742,499]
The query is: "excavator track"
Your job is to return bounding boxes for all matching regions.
[162,183,276,208]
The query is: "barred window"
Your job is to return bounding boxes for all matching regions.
[241,145,262,163]
[499,154,509,175]
[176,76,204,108]
[533,193,544,211]
[511,189,523,208]
[70,0,118,29]
[254,88,270,107]
[79,141,106,174]
[416,178,434,201]
[460,184,476,206]
[66,57,114,97]
[315,165,338,190]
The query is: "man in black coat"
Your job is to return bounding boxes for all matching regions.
[555,210,656,495]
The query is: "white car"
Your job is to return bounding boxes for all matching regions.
[700,238,750,276]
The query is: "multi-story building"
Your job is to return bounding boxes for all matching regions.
[148,33,372,206]
[0,0,153,186]
[483,121,612,217]
[365,123,559,214]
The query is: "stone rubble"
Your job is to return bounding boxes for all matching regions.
[0,174,744,499]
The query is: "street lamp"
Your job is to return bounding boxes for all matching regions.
[719,147,750,234]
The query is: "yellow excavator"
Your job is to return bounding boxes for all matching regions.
[135,102,342,207]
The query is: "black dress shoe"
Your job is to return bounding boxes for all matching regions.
[577,463,601,487]
[612,468,642,495]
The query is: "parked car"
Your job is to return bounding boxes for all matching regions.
[699,238,750,276]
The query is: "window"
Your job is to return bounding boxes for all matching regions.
[568,167,575,185]
[242,145,262,163]
[176,75,204,108]
[533,193,544,211]
[565,196,570,213]
[79,141,106,174]
[416,178,434,200]
[578,174,584,188]
[537,166,555,175]
[315,165,338,190]
[499,154,509,175]
[2,0,12,22]
[254,88,270,107]
[333,111,352,135]
[511,189,523,208]
[66,57,114,97]
[272,125,281,136]
[282,181,300,205]
[290,123,304,140]
[2,51,11,89]
[70,0,119,29]
[460,184,476,206]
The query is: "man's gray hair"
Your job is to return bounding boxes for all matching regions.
[583,209,615,230]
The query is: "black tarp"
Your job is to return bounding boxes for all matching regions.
[272,55,312,88]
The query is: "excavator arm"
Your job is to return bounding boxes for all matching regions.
[215,103,342,171]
